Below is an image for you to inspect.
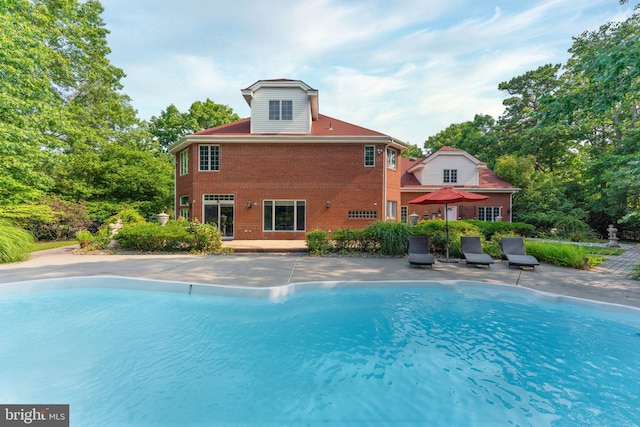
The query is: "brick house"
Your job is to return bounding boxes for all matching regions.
[400,146,519,223]
[169,79,408,240]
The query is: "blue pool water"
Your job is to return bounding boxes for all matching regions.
[1,279,639,426]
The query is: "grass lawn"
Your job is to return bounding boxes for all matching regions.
[31,240,77,252]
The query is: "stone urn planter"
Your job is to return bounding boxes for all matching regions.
[157,212,170,226]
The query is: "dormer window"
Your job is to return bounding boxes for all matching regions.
[444,169,457,183]
[269,100,293,120]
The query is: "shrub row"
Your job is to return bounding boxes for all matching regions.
[306,220,615,270]
[114,220,224,253]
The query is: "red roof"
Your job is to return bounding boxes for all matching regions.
[400,153,517,190]
[193,114,386,137]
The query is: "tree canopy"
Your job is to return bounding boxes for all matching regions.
[424,6,640,236]
[0,0,240,231]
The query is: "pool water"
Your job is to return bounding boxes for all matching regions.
[1,282,639,426]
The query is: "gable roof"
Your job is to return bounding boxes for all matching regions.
[400,147,518,191]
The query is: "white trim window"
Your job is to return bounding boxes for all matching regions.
[179,149,189,176]
[386,201,397,220]
[199,145,220,171]
[264,200,306,231]
[268,100,293,120]
[364,145,375,167]
[478,206,501,221]
[386,148,397,170]
[443,169,457,183]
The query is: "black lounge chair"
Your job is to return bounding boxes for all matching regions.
[501,237,540,269]
[461,236,494,267]
[408,236,435,268]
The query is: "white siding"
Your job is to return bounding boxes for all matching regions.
[418,154,479,186]
[250,87,311,134]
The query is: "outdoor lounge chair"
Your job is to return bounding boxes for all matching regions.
[408,236,435,268]
[461,236,494,267]
[501,237,540,269]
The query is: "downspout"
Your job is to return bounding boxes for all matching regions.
[173,154,178,220]
[509,191,515,222]
[383,142,392,220]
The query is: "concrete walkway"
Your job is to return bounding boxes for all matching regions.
[1,241,639,308]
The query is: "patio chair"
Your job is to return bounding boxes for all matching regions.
[408,236,435,268]
[460,236,494,267]
[501,237,540,269]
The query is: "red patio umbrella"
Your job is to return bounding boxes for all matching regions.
[408,187,489,262]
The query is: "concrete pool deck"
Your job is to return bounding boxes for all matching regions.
[0,242,639,308]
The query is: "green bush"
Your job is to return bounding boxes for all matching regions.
[0,219,35,263]
[332,229,365,253]
[524,241,604,270]
[366,221,412,256]
[188,222,223,253]
[114,220,223,253]
[306,229,330,255]
[465,220,536,239]
[413,220,482,257]
[75,230,93,243]
[631,263,640,280]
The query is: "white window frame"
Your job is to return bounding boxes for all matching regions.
[364,145,375,167]
[386,201,397,220]
[478,206,501,221]
[444,169,458,183]
[199,145,220,171]
[179,149,189,176]
[263,200,306,231]
[268,100,293,121]
[386,148,397,170]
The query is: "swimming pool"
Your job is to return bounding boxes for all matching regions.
[1,277,639,426]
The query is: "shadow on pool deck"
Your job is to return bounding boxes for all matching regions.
[0,242,639,308]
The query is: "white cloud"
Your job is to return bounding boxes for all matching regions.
[102,0,635,144]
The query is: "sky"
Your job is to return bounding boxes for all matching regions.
[100,0,634,145]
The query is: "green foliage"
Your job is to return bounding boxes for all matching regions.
[114,220,223,253]
[619,212,640,233]
[413,220,482,257]
[631,263,640,280]
[75,230,93,243]
[465,220,536,240]
[0,219,35,263]
[0,199,91,240]
[425,114,499,166]
[148,99,241,151]
[332,229,367,253]
[306,230,330,256]
[188,222,223,253]
[104,208,146,227]
[401,144,424,158]
[366,221,413,256]
[524,241,605,270]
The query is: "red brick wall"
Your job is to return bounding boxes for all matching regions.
[175,142,399,239]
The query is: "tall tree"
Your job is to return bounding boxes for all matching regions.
[559,10,640,228]
[497,64,573,172]
[424,114,499,166]
[0,0,62,203]
[148,99,240,151]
